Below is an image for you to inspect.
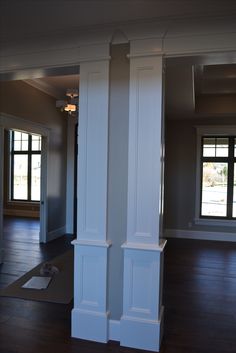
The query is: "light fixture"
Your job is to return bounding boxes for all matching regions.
[56,88,79,115]
[64,104,76,112]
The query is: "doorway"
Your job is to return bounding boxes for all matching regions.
[0,115,49,262]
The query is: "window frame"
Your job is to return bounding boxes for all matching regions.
[10,130,41,202]
[195,126,236,227]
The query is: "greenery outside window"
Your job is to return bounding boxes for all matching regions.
[10,130,41,202]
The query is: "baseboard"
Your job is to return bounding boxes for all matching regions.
[4,209,39,218]
[72,308,109,343]
[72,315,163,349]
[120,306,164,352]
[109,320,120,341]
[48,226,66,242]
[165,229,236,242]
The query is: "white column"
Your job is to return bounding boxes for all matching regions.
[120,39,166,352]
[72,45,111,343]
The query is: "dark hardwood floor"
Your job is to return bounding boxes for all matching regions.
[1,218,236,353]
[163,238,236,353]
[0,216,73,289]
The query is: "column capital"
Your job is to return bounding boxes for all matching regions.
[78,43,111,63]
[128,38,163,59]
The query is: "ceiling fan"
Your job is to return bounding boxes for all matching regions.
[56,88,79,115]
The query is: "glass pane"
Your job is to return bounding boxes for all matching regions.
[13,155,28,200]
[13,131,22,151]
[216,138,229,157]
[32,135,41,151]
[203,137,216,157]
[21,133,29,150]
[14,131,21,140]
[13,140,21,151]
[201,162,228,217]
[233,164,236,217]
[31,155,41,201]
[13,131,29,151]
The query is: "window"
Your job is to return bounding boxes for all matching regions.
[200,135,236,219]
[10,130,41,202]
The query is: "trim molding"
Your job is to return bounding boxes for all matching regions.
[108,320,120,342]
[165,228,236,242]
[120,306,164,352]
[121,239,166,251]
[48,226,66,242]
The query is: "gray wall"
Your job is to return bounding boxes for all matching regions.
[0,80,67,233]
[107,44,129,320]
[164,116,236,234]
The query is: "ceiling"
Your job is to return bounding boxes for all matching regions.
[23,55,236,119]
[24,74,80,100]
[1,1,236,42]
[165,54,236,118]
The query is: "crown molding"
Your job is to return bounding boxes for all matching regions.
[0,15,236,74]
[23,79,62,99]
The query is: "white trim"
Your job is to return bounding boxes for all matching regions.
[121,239,166,252]
[108,320,120,342]
[165,229,236,242]
[47,226,66,242]
[23,79,63,99]
[66,116,77,234]
[72,243,110,343]
[1,16,236,74]
[126,54,163,244]
[195,125,236,223]
[72,239,112,248]
[0,112,50,137]
[194,217,236,228]
[72,308,109,343]
[121,247,164,351]
[121,306,164,352]
[39,135,48,243]
[129,38,163,58]
[77,60,109,242]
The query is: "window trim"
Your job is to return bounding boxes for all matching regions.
[195,126,236,227]
[10,130,41,202]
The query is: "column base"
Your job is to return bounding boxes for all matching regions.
[120,306,164,352]
[72,308,109,343]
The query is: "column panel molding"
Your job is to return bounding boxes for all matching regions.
[77,59,109,242]
[126,54,163,245]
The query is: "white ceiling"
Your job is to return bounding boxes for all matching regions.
[1,1,236,41]
[165,54,236,118]
[24,74,80,100]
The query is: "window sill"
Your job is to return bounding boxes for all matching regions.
[7,200,40,206]
[194,218,236,228]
